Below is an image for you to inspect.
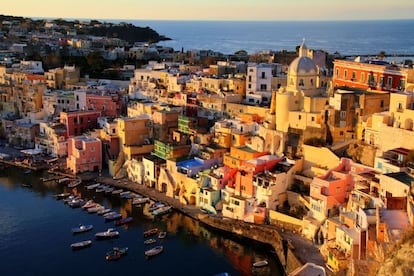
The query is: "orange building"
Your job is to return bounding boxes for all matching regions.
[66,136,102,174]
[333,59,413,92]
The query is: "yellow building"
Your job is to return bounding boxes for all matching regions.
[117,115,154,160]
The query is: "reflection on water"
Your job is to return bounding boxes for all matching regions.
[0,167,282,276]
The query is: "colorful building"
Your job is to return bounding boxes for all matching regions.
[66,135,102,174]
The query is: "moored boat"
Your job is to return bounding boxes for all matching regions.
[132,196,150,205]
[82,200,96,210]
[144,245,163,257]
[70,240,92,250]
[119,191,130,198]
[152,206,172,216]
[71,224,93,234]
[158,231,167,239]
[148,202,164,212]
[53,192,71,199]
[95,228,119,240]
[68,178,82,188]
[114,216,133,226]
[143,228,158,237]
[104,213,122,222]
[252,260,268,268]
[85,183,100,190]
[104,186,114,194]
[97,208,112,215]
[68,198,85,208]
[105,247,128,261]
[144,238,157,245]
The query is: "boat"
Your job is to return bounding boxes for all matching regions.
[152,206,172,216]
[105,247,128,261]
[214,273,231,276]
[21,183,32,188]
[87,205,104,214]
[104,213,122,222]
[144,245,163,257]
[82,200,96,210]
[24,169,32,174]
[119,191,130,197]
[104,187,114,194]
[85,183,100,190]
[70,240,92,250]
[63,194,78,204]
[41,176,57,182]
[143,228,158,237]
[132,196,150,205]
[97,208,112,215]
[68,198,85,208]
[158,231,167,239]
[68,178,82,188]
[95,185,107,193]
[103,211,117,217]
[71,224,93,234]
[114,216,133,226]
[252,260,268,268]
[53,193,71,199]
[148,202,164,212]
[95,228,119,240]
[58,177,71,184]
[112,189,123,195]
[144,238,157,245]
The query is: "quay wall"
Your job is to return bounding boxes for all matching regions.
[199,214,303,274]
[268,210,303,233]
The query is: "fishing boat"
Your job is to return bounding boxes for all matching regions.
[104,186,114,194]
[144,238,157,245]
[119,191,130,198]
[87,204,104,214]
[53,192,71,200]
[95,228,119,240]
[105,247,128,261]
[103,211,117,218]
[252,260,268,268]
[82,200,96,210]
[114,216,133,226]
[112,189,123,195]
[71,224,93,234]
[95,185,107,193]
[143,228,158,237]
[144,245,163,257]
[68,178,82,188]
[152,206,172,216]
[24,169,32,174]
[70,240,92,250]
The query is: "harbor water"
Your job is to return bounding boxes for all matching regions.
[0,167,284,276]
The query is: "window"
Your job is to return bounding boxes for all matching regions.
[379,76,384,86]
[299,79,304,86]
[260,84,267,91]
[335,69,339,78]
[340,111,346,119]
[360,72,365,83]
[261,72,266,79]
[298,115,302,120]
[399,79,405,89]
[344,70,348,79]
[310,79,313,86]
[380,100,384,108]
[387,76,393,87]
[311,116,315,122]
[248,76,252,82]
[352,71,356,80]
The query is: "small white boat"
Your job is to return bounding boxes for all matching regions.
[104,187,114,194]
[72,224,93,234]
[68,179,82,188]
[87,204,104,213]
[97,208,112,215]
[71,240,92,250]
[132,196,150,205]
[82,200,96,210]
[86,183,100,190]
[158,231,167,239]
[68,199,85,208]
[119,191,130,197]
[95,228,119,240]
[253,260,268,268]
[105,213,122,222]
[95,185,108,193]
[145,245,163,257]
[112,189,123,195]
[103,211,117,217]
[148,202,164,212]
[152,206,171,216]
[144,238,157,245]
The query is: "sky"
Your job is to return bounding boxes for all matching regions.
[3,0,414,21]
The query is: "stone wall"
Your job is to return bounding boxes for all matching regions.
[199,214,303,274]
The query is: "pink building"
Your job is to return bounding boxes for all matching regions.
[66,136,102,174]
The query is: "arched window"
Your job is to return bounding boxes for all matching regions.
[310,79,314,86]
[299,79,304,86]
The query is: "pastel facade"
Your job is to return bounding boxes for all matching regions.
[9,123,40,148]
[117,115,154,160]
[333,58,414,92]
[35,122,68,157]
[60,110,101,137]
[66,135,102,174]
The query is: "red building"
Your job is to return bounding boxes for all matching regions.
[86,93,122,117]
[60,110,101,137]
[333,59,413,92]
[66,135,102,174]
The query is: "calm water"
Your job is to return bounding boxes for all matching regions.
[111,19,414,56]
[0,168,283,276]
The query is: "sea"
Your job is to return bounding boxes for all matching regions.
[113,19,414,58]
[0,167,282,276]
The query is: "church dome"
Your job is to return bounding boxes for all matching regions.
[288,56,318,76]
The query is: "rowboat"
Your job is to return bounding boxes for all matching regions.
[71,224,93,234]
[114,216,133,226]
[87,205,104,214]
[53,193,71,199]
[95,228,119,240]
[144,238,157,245]
[112,189,123,195]
[132,196,150,205]
[105,247,128,261]
[97,208,112,215]
[143,228,158,237]
[148,202,164,212]
[145,245,163,257]
[152,206,172,216]
[82,200,96,210]
[253,260,268,268]
[85,183,100,190]
[158,231,167,239]
[71,240,92,250]
[68,199,85,208]
[104,213,122,222]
